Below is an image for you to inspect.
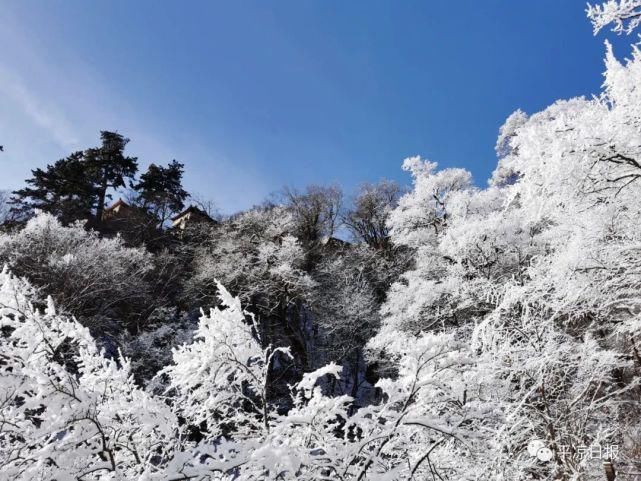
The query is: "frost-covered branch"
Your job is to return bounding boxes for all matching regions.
[588,0,641,34]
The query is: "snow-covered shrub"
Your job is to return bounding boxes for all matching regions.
[120,307,196,387]
[161,281,292,440]
[0,265,477,480]
[184,206,314,314]
[0,212,153,333]
[0,266,177,480]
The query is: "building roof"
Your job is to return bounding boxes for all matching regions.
[170,205,215,222]
[104,198,130,212]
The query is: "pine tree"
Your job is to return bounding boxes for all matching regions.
[10,131,138,225]
[84,131,138,225]
[132,160,189,226]
[10,151,96,224]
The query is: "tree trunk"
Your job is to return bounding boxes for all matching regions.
[603,460,616,481]
[95,180,108,226]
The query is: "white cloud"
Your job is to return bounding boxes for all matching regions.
[0,68,80,150]
[0,5,271,214]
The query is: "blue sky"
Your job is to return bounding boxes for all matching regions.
[0,1,634,213]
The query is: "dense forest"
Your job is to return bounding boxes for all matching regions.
[2,1,641,480]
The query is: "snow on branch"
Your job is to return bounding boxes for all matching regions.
[588,0,641,34]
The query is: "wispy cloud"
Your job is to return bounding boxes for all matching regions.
[0,68,80,150]
[0,5,270,213]
[0,8,174,186]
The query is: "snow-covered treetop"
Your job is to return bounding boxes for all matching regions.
[588,0,641,34]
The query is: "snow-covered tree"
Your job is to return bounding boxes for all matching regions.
[310,248,381,399]
[183,206,315,381]
[0,212,153,333]
[120,306,196,387]
[588,0,641,34]
[387,156,473,249]
[343,180,404,250]
[0,264,485,480]
[161,281,292,440]
[369,5,641,478]
[0,190,11,225]
[0,266,177,480]
[4,3,641,480]
[282,185,343,245]
[185,206,313,313]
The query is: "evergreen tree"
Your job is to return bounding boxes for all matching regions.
[10,131,138,225]
[84,131,138,225]
[133,160,189,226]
[10,152,96,224]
